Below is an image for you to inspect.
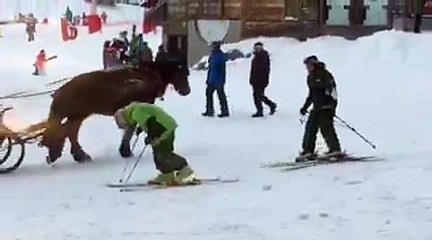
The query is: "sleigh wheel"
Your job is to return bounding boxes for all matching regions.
[0,137,26,174]
[0,136,12,165]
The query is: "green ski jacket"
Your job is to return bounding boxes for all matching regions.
[122,102,178,141]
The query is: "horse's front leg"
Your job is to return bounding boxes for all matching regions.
[41,116,66,164]
[64,117,91,162]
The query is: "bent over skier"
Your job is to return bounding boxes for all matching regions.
[297,56,342,162]
[114,102,196,185]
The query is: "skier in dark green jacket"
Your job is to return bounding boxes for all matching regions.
[297,56,342,162]
[114,102,196,185]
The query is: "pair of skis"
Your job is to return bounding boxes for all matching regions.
[260,153,384,171]
[106,177,240,192]
[107,153,383,191]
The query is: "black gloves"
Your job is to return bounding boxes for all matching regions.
[119,142,132,158]
[144,136,152,145]
[135,126,143,136]
[300,107,308,116]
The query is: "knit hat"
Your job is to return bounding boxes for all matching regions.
[303,55,318,64]
[211,41,222,48]
[254,42,264,47]
[114,109,129,129]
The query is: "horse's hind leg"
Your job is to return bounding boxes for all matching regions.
[64,116,91,162]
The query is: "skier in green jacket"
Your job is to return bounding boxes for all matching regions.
[114,102,196,185]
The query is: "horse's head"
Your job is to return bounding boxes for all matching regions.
[140,58,191,96]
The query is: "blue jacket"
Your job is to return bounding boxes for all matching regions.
[207,49,226,86]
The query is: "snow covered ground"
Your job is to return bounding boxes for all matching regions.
[1,23,432,240]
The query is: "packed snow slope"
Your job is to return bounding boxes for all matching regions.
[1,23,432,240]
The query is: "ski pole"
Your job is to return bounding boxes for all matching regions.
[118,158,129,183]
[334,115,377,149]
[123,144,148,184]
[118,136,140,183]
[131,136,139,152]
[299,114,307,124]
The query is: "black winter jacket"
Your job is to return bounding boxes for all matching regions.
[249,50,270,88]
[302,62,338,111]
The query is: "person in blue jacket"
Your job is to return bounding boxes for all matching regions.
[202,41,229,118]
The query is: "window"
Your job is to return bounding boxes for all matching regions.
[285,0,301,20]
[285,0,318,20]
[202,0,222,17]
[167,0,187,19]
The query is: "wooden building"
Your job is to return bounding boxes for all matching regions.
[158,0,423,66]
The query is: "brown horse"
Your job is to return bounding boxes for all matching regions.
[40,58,190,164]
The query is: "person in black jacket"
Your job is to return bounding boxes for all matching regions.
[155,45,169,62]
[297,55,341,161]
[249,42,277,117]
[414,0,426,33]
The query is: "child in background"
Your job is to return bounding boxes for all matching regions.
[33,50,57,76]
[33,50,47,76]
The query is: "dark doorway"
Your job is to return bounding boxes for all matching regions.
[167,35,188,66]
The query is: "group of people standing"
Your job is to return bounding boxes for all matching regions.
[102,26,155,69]
[203,41,277,118]
[203,41,341,159]
[64,6,108,27]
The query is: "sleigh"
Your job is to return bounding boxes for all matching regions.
[0,107,47,174]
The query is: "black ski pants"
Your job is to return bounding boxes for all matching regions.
[302,109,341,153]
[414,13,423,33]
[27,32,35,42]
[252,85,275,113]
[205,85,229,114]
[119,123,188,174]
[152,132,188,174]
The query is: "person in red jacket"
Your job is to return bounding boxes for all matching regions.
[32,50,57,76]
[33,50,47,75]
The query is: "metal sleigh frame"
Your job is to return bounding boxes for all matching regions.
[0,107,47,174]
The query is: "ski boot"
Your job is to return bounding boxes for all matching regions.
[295,151,317,162]
[319,150,345,162]
[173,165,197,184]
[148,165,197,186]
[147,172,176,186]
